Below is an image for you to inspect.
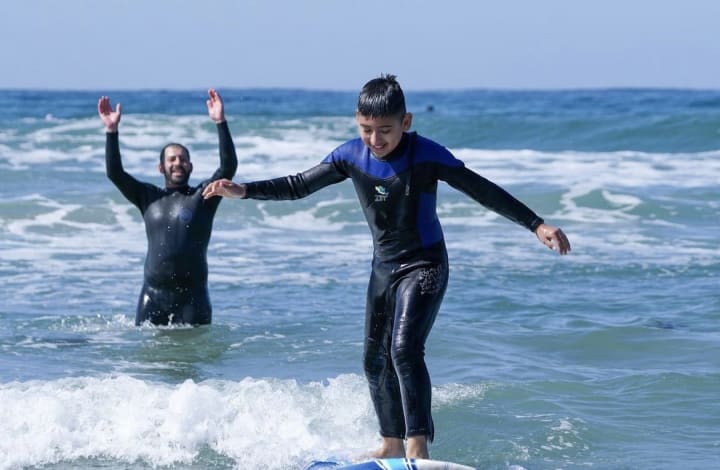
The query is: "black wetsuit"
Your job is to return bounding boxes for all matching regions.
[105,122,238,325]
[243,132,543,440]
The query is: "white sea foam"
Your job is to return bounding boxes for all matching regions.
[0,374,477,469]
[453,147,720,189]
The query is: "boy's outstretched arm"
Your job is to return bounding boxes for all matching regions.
[535,223,571,255]
[204,164,347,201]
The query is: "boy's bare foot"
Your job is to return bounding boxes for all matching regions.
[371,437,405,458]
[405,435,429,459]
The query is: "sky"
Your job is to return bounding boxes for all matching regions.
[1,0,719,91]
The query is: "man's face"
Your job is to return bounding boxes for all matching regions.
[159,145,193,187]
[356,112,412,159]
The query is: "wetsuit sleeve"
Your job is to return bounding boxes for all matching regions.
[105,132,150,209]
[439,164,544,232]
[244,163,347,200]
[208,121,238,182]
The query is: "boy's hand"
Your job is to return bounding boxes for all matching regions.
[203,179,246,199]
[535,224,571,255]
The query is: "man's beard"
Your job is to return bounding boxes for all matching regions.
[164,168,190,187]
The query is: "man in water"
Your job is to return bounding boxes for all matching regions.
[98,89,238,326]
[201,76,570,458]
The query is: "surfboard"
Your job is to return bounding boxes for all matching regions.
[304,458,476,470]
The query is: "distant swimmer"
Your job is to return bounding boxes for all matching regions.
[97,89,238,326]
[202,75,570,459]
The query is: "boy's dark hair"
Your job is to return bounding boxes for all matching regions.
[159,143,190,164]
[357,74,406,118]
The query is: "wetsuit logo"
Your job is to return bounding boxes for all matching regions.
[419,265,444,295]
[178,208,193,223]
[374,185,389,202]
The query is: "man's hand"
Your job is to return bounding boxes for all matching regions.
[202,179,246,199]
[207,89,225,124]
[535,223,571,255]
[98,96,121,132]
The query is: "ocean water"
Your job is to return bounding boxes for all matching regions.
[0,88,718,470]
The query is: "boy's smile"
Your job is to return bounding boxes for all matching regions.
[356,112,412,159]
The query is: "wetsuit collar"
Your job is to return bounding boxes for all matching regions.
[165,184,191,194]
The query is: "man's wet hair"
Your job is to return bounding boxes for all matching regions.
[357,74,407,119]
[159,143,191,164]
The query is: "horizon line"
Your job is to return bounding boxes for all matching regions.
[1,85,719,93]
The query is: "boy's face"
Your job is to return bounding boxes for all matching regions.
[356,112,412,159]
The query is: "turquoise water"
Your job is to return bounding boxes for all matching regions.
[0,89,718,469]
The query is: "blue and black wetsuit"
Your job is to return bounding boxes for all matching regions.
[243,132,543,440]
[105,122,238,325]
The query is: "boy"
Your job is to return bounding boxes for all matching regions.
[202,76,570,458]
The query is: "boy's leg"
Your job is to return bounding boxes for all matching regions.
[363,266,407,452]
[391,262,448,456]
